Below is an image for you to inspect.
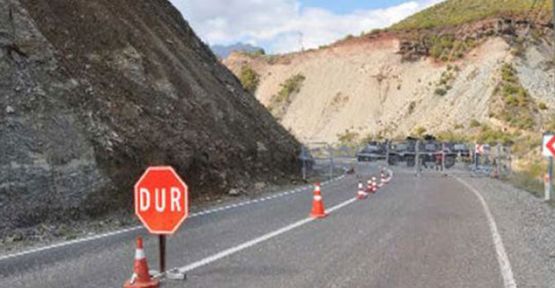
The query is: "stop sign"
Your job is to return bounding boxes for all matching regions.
[134,166,189,234]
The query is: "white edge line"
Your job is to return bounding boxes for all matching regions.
[176,197,358,274]
[174,171,385,275]
[454,176,517,288]
[0,175,347,262]
[0,225,143,261]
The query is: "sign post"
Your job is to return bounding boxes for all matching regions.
[135,166,189,278]
[542,134,555,201]
[548,158,553,202]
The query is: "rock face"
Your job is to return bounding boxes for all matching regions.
[0,0,300,234]
[223,19,554,143]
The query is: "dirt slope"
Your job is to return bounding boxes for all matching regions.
[225,19,554,143]
[0,0,299,234]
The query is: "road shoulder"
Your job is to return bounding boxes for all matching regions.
[455,174,555,287]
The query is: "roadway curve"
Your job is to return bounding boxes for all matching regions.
[0,161,516,287]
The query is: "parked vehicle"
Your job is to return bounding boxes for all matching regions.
[357,142,386,162]
[387,137,456,169]
[451,143,471,158]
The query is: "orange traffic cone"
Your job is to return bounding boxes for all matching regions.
[123,237,159,288]
[310,183,327,218]
[357,182,367,200]
[379,172,386,187]
[366,180,372,193]
[372,177,378,193]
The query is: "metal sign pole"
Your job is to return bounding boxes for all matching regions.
[159,235,166,273]
[547,156,553,202]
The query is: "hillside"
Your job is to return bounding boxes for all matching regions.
[392,0,553,30]
[223,0,554,154]
[0,0,299,235]
[211,43,264,59]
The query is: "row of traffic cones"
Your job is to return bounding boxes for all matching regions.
[124,169,392,288]
[359,168,391,201]
[311,168,392,216]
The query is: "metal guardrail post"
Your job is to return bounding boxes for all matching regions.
[416,140,421,176]
[385,140,390,166]
[301,146,307,180]
[327,144,334,180]
[441,142,446,175]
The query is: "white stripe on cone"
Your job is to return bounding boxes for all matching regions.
[314,195,322,201]
[135,248,145,260]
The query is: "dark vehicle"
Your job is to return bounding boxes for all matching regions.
[387,140,415,166]
[451,143,471,158]
[357,142,386,162]
[387,138,456,169]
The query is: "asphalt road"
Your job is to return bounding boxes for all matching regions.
[0,161,509,287]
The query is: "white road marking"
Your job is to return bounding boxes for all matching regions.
[454,176,517,288]
[0,225,142,262]
[0,175,347,262]
[176,197,359,274]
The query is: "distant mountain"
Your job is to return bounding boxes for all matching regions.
[211,43,265,59]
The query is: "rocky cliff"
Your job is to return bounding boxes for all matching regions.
[0,0,300,235]
[224,1,554,144]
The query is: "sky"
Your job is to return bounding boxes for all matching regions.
[169,0,444,54]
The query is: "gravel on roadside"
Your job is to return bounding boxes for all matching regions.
[454,172,555,288]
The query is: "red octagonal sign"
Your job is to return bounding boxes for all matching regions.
[134,166,189,235]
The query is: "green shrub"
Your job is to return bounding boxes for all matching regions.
[268,74,306,117]
[469,119,481,128]
[276,74,305,102]
[391,0,552,31]
[435,88,447,96]
[414,126,427,137]
[501,63,518,83]
[475,125,515,145]
[494,62,537,130]
[539,102,548,110]
[437,130,469,142]
[337,129,359,145]
[546,116,555,131]
[239,66,260,94]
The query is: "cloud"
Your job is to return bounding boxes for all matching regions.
[170,0,443,53]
